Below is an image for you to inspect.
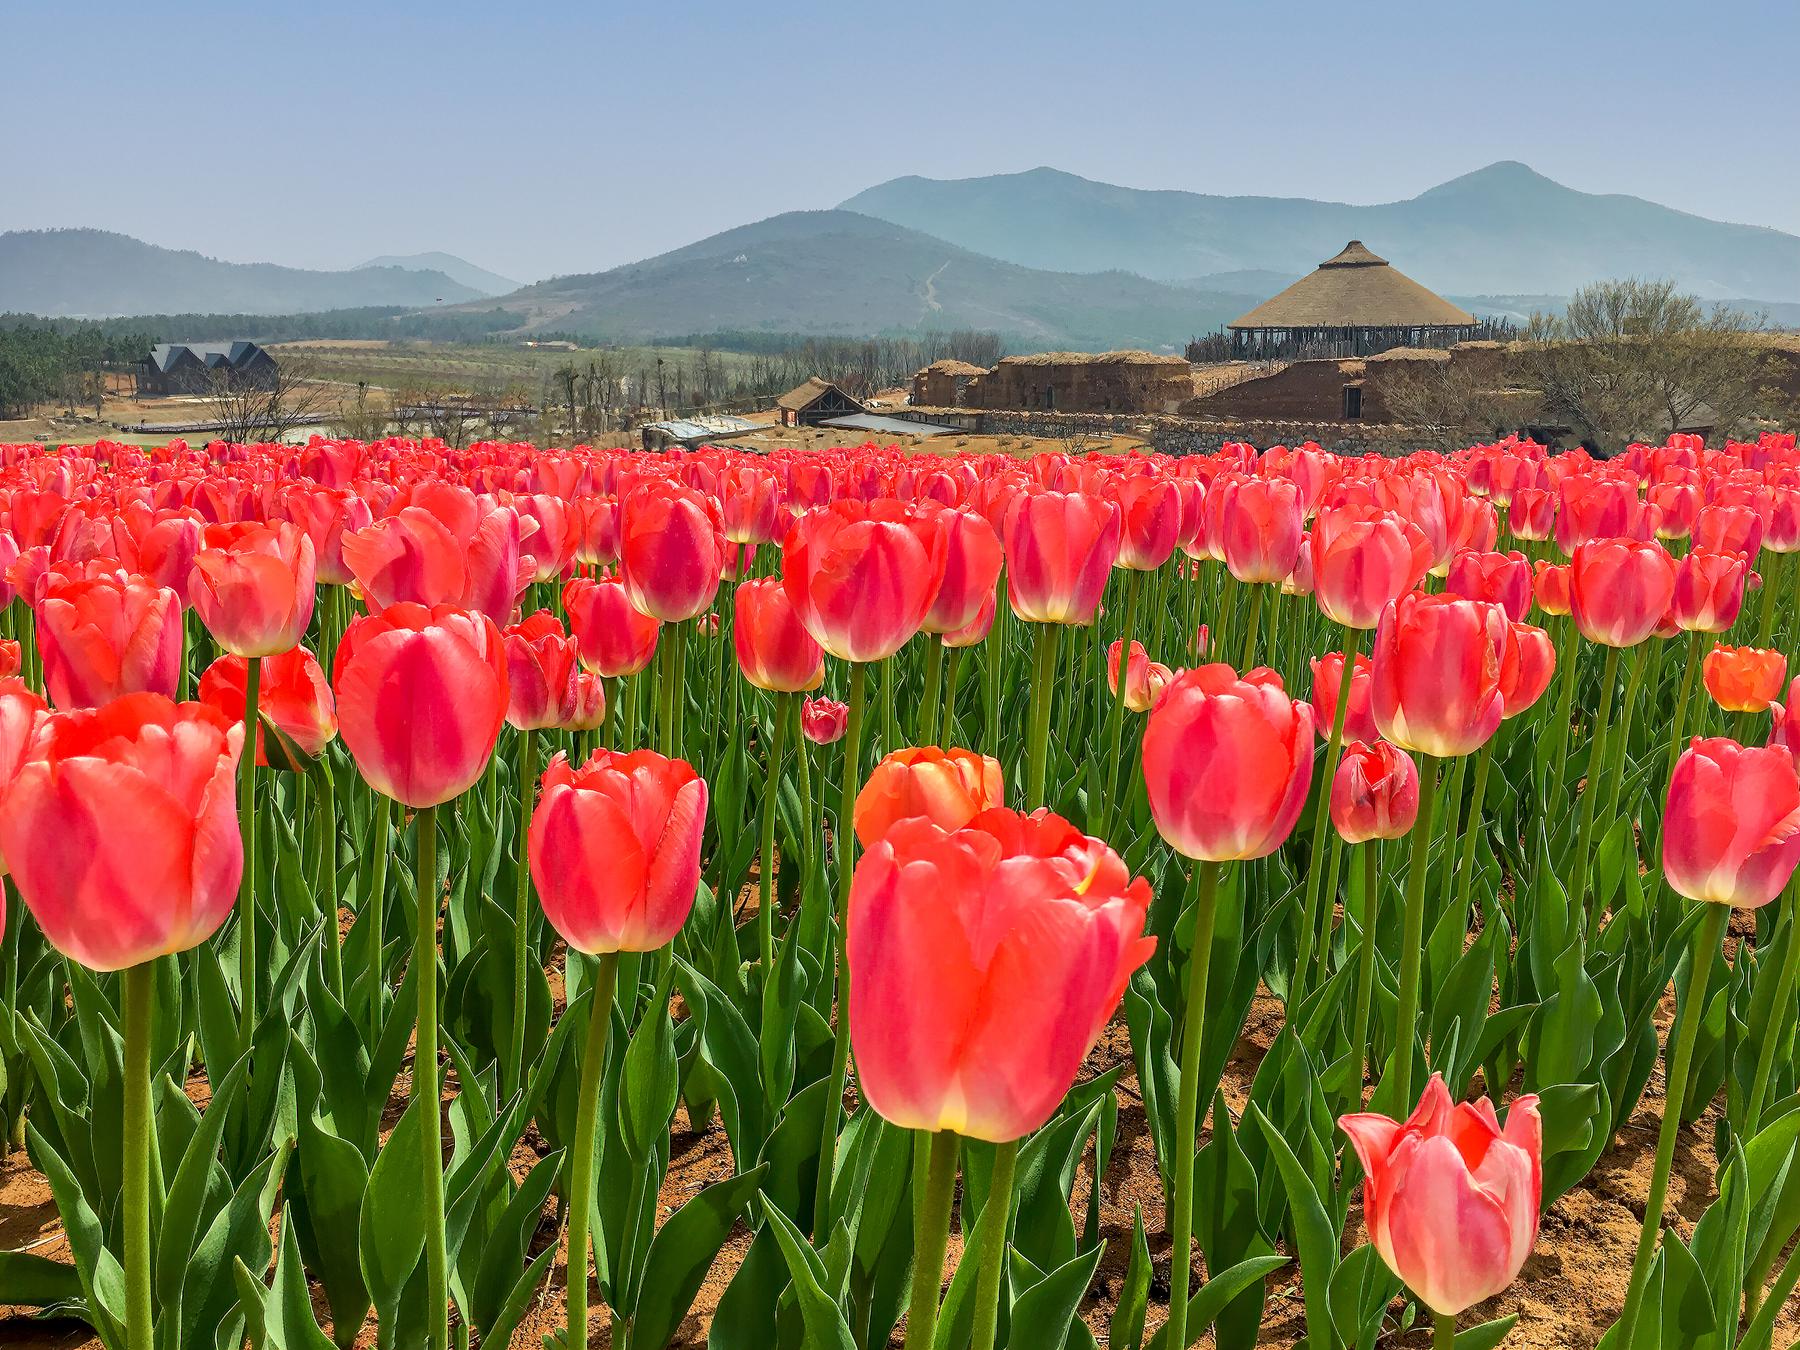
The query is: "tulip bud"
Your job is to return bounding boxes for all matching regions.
[1330,740,1420,843]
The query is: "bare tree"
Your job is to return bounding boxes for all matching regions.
[336,380,392,440]
[1520,279,1773,451]
[207,353,333,443]
[1379,357,1519,439]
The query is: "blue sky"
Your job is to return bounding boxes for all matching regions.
[5,0,1796,284]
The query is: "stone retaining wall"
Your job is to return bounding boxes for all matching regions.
[900,407,1454,456]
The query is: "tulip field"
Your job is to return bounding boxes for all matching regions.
[5,430,1800,1350]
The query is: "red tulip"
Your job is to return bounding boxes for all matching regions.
[197,648,338,766]
[1767,677,1800,770]
[503,610,582,730]
[341,495,529,626]
[940,591,996,649]
[0,678,47,879]
[783,500,948,660]
[719,466,783,545]
[1500,623,1556,718]
[1107,640,1174,713]
[189,523,317,656]
[853,746,1004,847]
[1507,488,1555,542]
[1002,490,1120,625]
[1445,549,1532,622]
[37,574,183,711]
[1693,501,1765,557]
[1663,738,1800,908]
[1112,476,1182,572]
[565,672,608,732]
[1339,1075,1542,1316]
[332,603,508,807]
[1330,740,1420,843]
[733,577,824,692]
[619,481,727,622]
[1309,650,1378,744]
[570,496,621,566]
[801,697,848,744]
[563,576,659,677]
[1669,549,1749,633]
[1142,664,1314,860]
[528,748,705,952]
[1370,592,1507,758]
[1703,644,1787,713]
[847,807,1153,1141]
[921,509,1003,636]
[1217,477,1304,584]
[0,693,243,971]
[1570,539,1677,648]
[1310,506,1433,630]
[1532,560,1572,617]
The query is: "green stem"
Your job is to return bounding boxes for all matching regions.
[365,794,392,1041]
[1025,623,1063,807]
[123,961,154,1350]
[1665,630,1703,783]
[1453,743,1495,930]
[1165,860,1222,1350]
[413,805,449,1350]
[1238,582,1265,672]
[1433,1308,1457,1350]
[1295,626,1361,1001]
[1544,618,1581,810]
[1393,757,1442,1108]
[904,1130,959,1350]
[1352,843,1382,1098]
[564,952,619,1350]
[1599,643,1649,835]
[920,640,945,746]
[1100,570,1143,832]
[316,759,344,1002]
[758,695,791,968]
[969,1138,1019,1350]
[510,731,540,1103]
[942,647,964,746]
[237,655,261,1041]
[1745,887,1800,1136]
[1569,646,1622,935]
[815,661,867,1238]
[1615,902,1730,1348]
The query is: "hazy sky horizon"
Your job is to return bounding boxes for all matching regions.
[7,0,1797,286]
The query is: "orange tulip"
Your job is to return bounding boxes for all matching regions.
[528,748,706,952]
[0,693,243,971]
[1703,644,1787,713]
[332,602,508,807]
[847,807,1153,1141]
[853,746,1004,847]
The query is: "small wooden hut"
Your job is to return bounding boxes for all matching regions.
[775,377,864,427]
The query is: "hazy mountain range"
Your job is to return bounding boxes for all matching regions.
[10,163,1800,349]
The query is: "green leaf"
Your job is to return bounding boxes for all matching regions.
[1455,1314,1521,1350]
[629,1163,768,1350]
[1107,1210,1151,1350]
[265,1209,336,1350]
[758,1193,857,1350]
[357,1094,426,1327]
[0,1249,83,1308]
[1003,1243,1104,1350]
[1147,1253,1292,1350]
[27,1123,127,1347]
[619,969,680,1163]
[1245,1104,1336,1349]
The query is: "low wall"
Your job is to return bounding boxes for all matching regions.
[899,407,1454,456]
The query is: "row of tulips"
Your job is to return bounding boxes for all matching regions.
[0,427,1798,1350]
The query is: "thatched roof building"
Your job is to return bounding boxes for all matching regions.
[1227,242,1477,358]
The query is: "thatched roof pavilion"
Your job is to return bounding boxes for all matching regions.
[1227,242,1477,358]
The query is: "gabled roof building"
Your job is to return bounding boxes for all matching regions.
[1227,242,1478,358]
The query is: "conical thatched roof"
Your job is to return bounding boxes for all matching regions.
[1228,242,1476,330]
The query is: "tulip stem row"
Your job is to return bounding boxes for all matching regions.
[1166,858,1222,1350]
[1295,624,1360,1002]
[237,654,261,1040]
[1392,756,1441,1110]
[123,960,154,1350]
[510,730,540,1101]
[1025,623,1062,807]
[969,1137,1019,1350]
[414,804,449,1350]
[1615,900,1730,1347]
[758,695,791,968]
[1568,645,1622,939]
[816,660,867,1239]
[566,951,620,1350]
[904,1129,960,1350]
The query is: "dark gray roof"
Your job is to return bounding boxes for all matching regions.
[147,341,267,372]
